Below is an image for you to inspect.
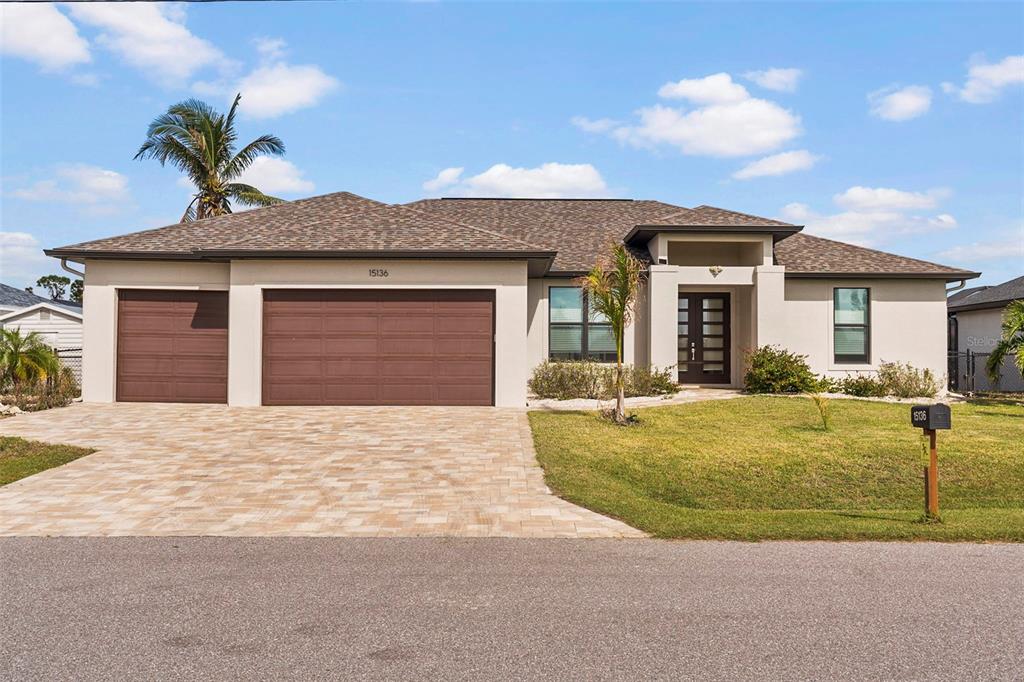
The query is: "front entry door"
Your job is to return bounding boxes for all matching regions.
[678,293,731,384]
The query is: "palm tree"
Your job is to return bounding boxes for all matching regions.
[0,329,60,395]
[986,299,1024,387]
[577,244,645,424]
[135,93,285,222]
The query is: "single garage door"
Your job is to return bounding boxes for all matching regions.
[116,290,229,403]
[262,289,494,406]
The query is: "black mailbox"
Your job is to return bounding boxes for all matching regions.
[911,404,951,430]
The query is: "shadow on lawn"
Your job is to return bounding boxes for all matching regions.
[828,511,919,524]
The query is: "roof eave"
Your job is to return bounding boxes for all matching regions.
[624,224,803,246]
[785,271,981,282]
[948,297,1021,313]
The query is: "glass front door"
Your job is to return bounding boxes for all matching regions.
[678,293,731,384]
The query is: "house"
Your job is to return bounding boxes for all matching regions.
[45,192,978,406]
[0,283,83,350]
[947,275,1024,392]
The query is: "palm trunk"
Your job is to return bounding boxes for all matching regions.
[615,337,625,423]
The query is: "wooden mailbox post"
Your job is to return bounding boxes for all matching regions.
[911,404,951,518]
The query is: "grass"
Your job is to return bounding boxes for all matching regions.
[528,396,1024,541]
[0,436,94,486]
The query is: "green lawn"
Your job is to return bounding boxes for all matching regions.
[528,396,1024,541]
[0,436,94,486]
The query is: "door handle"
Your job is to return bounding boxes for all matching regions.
[690,343,696,361]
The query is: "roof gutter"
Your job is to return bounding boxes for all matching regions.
[784,271,981,282]
[945,279,968,294]
[59,257,85,278]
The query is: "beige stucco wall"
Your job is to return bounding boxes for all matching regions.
[228,259,529,407]
[781,278,949,382]
[80,259,230,402]
[80,258,528,407]
[954,307,1024,391]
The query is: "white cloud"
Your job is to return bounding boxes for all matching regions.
[658,73,750,104]
[422,167,464,192]
[253,37,287,60]
[570,116,619,133]
[743,68,802,93]
[732,150,821,180]
[868,85,932,121]
[68,3,223,84]
[424,162,609,198]
[0,3,90,71]
[236,157,314,194]
[937,236,1024,263]
[10,164,128,206]
[834,186,948,211]
[0,232,53,286]
[195,40,339,119]
[780,186,957,246]
[584,72,802,158]
[942,54,1024,104]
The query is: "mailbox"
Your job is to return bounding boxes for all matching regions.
[911,404,951,430]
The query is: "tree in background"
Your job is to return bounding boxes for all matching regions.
[70,280,84,304]
[576,243,645,424]
[35,275,70,301]
[986,300,1024,387]
[135,93,285,222]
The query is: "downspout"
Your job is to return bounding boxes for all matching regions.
[945,279,967,294]
[60,257,85,278]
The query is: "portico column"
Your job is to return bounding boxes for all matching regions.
[753,265,787,348]
[647,265,679,371]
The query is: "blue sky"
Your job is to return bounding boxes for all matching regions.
[1,2,1022,289]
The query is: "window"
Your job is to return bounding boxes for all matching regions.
[549,286,617,362]
[834,288,870,363]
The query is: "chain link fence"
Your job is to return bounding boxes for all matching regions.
[948,350,992,393]
[55,347,82,386]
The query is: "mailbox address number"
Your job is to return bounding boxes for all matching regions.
[369,268,389,278]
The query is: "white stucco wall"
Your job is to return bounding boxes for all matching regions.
[781,278,949,382]
[227,259,529,407]
[954,307,1024,391]
[80,260,231,402]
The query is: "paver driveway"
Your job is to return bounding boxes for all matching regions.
[0,403,641,538]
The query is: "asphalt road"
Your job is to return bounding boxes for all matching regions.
[2,538,1022,681]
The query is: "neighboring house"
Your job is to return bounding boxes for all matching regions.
[947,275,1024,392]
[0,283,83,349]
[45,192,977,406]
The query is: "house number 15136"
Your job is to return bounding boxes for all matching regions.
[369,268,389,278]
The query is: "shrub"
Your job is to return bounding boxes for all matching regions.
[810,393,832,431]
[529,361,676,400]
[743,346,818,394]
[877,361,938,398]
[839,374,886,397]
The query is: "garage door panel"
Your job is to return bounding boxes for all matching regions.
[117,290,228,403]
[262,289,494,406]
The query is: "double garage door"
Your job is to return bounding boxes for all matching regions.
[116,289,494,406]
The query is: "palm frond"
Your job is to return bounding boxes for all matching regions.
[222,134,286,180]
[226,184,284,207]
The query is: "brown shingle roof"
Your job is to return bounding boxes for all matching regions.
[47,190,977,280]
[408,197,686,271]
[50,192,387,255]
[199,203,549,255]
[775,233,978,279]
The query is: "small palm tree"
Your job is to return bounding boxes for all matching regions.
[0,329,60,396]
[577,244,645,424]
[135,93,285,222]
[986,299,1024,387]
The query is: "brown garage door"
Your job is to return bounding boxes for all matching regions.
[117,290,229,403]
[262,289,494,406]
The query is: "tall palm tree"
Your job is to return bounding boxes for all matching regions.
[135,93,285,222]
[577,244,645,424]
[986,299,1024,387]
[0,329,60,395]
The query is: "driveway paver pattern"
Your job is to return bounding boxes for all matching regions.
[0,403,642,538]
